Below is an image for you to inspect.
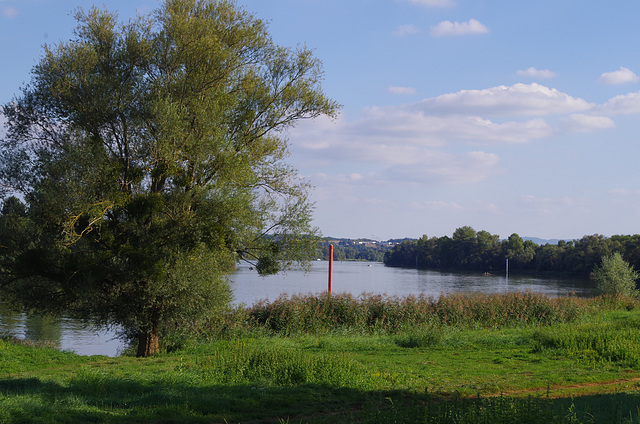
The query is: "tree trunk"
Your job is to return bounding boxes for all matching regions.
[136,325,160,357]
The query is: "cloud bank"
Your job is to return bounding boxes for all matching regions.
[412,83,592,116]
[290,82,624,191]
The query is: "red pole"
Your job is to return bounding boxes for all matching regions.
[328,244,333,295]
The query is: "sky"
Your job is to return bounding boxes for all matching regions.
[2,1,640,241]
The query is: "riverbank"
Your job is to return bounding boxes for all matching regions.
[0,265,594,357]
[2,294,640,423]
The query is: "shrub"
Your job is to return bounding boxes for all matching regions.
[593,252,639,297]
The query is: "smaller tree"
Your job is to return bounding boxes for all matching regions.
[593,252,639,297]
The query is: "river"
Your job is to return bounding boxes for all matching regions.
[0,261,594,356]
[230,261,595,305]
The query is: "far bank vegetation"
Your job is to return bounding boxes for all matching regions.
[384,226,640,276]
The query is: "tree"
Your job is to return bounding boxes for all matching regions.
[452,226,477,269]
[503,233,534,270]
[569,234,612,274]
[0,0,339,356]
[476,230,501,271]
[593,252,639,297]
[384,239,417,268]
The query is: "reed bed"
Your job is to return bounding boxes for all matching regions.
[206,292,636,338]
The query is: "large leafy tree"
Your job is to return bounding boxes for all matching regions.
[0,0,339,356]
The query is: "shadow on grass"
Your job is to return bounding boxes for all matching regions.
[0,376,364,423]
[1,376,640,423]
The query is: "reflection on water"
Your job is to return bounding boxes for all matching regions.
[229,261,596,305]
[1,261,596,356]
[0,304,122,357]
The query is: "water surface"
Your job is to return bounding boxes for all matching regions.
[0,306,122,356]
[1,261,595,356]
[230,261,595,305]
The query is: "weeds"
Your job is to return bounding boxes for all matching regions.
[203,292,602,338]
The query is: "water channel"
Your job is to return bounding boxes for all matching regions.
[0,261,595,357]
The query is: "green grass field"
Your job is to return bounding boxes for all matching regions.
[2,293,640,423]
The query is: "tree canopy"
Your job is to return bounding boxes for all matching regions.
[0,0,339,356]
[384,227,640,277]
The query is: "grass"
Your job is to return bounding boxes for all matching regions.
[2,293,640,422]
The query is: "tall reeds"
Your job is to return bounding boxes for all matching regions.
[205,292,625,338]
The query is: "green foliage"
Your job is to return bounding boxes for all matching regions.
[593,252,639,297]
[0,0,338,356]
[318,238,390,262]
[394,330,443,348]
[384,226,640,277]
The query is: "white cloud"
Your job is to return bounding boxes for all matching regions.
[393,24,421,37]
[413,83,593,116]
[388,86,416,95]
[561,114,615,132]
[600,91,640,114]
[430,19,489,37]
[292,83,610,169]
[288,82,621,193]
[405,0,454,7]
[1,6,17,18]
[598,67,639,85]
[517,67,556,79]
[295,108,554,158]
[456,117,552,144]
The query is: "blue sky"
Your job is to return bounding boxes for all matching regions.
[2,1,640,241]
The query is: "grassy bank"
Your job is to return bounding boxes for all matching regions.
[2,293,640,423]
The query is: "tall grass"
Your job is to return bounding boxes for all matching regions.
[190,340,374,387]
[205,292,616,338]
[533,310,640,368]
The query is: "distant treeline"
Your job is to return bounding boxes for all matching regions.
[318,238,399,262]
[383,226,640,275]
